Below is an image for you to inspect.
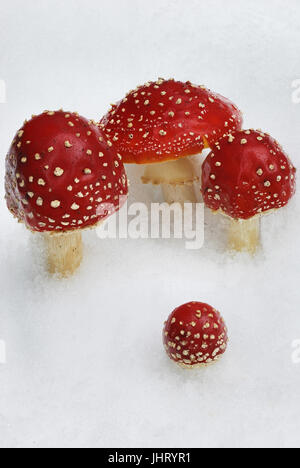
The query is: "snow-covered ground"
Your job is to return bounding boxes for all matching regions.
[0,0,300,449]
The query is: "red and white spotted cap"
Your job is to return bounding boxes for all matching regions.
[202,129,296,220]
[100,78,243,164]
[163,302,228,368]
[5,110,128,233]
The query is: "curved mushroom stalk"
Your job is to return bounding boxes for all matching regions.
[44,231,83,277]
[141,158,198,204]
[228,217,260,254]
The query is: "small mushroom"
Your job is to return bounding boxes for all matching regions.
[5,110,128,277]
[100,78,242,204]
[202,129,296,253]
[163,302,228,369]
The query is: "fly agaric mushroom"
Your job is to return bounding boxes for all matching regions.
[100,78,243,203]
[163,302,228,368]
[5,110,128,276]
[202,129,296,253]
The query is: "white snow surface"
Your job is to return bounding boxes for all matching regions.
[0,0,300,449]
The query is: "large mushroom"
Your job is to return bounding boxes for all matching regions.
[100,78,243,203]
[5,110,128,276]
[202,129,296,253]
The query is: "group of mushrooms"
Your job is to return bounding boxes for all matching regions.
[4,78,297,368]
[5,78,296,278]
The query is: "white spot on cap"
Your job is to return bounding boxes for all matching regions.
[54,167,64,177]
[51,200,61,208]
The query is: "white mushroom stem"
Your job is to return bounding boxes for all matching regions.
[228,217,260,254]
[162,183,197,204]
[142,158,198,204]
[44,231,83,277]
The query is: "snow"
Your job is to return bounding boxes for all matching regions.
[0,0,300,449]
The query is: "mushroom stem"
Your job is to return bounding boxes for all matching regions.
[162,183,197,204]
[228,217,260,254]
[142,158,198,204]
[44,231,83,277]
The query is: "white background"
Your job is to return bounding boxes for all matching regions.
[0,0,300,449]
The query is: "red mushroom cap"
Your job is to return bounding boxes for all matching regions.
[163,302,228,368]
[202,130,296,220]
[100,78,243,165]
[5,110,128,233]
